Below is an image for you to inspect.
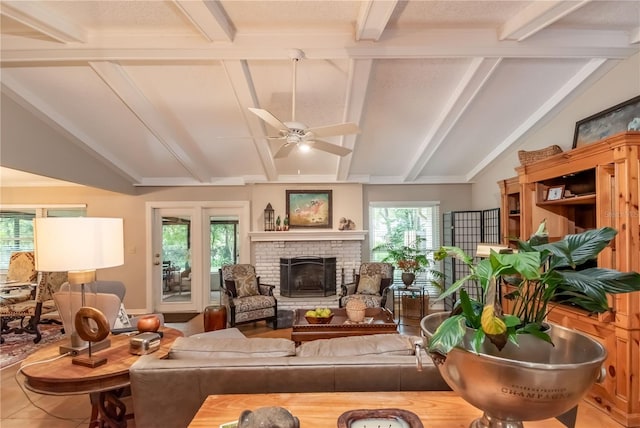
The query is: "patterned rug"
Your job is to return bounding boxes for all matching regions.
[0,322,64,369]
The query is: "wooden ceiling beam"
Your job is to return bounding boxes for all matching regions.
[355,0,398,41]
[499,0,592,42]
[1,0,86,43]
[173,0,235,42]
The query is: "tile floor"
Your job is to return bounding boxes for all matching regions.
[0,315,626,428]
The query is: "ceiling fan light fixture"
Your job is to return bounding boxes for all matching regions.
[298,142,311,153]
[247,49,360,159]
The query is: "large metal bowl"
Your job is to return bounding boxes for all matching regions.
[421,312,606,428]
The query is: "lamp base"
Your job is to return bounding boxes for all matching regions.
[59,338,111,356]
[72,354,107,368]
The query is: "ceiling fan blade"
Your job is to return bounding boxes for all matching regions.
[248,108,289,132]
[310,139,352,157]
[307,122,361,138]
[273,143,297,158]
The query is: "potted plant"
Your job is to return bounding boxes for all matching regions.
[374,236,444,318]
[421,221,640,427]
[373,237,439,287]
[428,222,640,355]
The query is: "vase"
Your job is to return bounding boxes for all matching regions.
[401,272,415,287]
[421,312,606,428]
[137,315,160,332]
[203,305,227,332]
[346,308,365,323]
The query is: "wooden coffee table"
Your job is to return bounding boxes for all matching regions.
[291,307,397,344]
[188,391,571,427]
[20,326,183,428]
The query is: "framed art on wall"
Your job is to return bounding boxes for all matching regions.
[572,95,640,149]
[286,190,332,228]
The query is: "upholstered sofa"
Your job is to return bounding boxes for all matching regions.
[129,329,450,428]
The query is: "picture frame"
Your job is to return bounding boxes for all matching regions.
[572,95,640,149]
[545,185,565,201]
[286,190,332,228]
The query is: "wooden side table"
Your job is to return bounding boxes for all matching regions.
[20,326,183,428]
[392,284,428,324]
[203,305,227,331]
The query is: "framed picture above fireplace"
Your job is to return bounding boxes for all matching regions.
[286,190,332,228]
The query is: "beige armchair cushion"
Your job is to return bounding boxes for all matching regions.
[356,273,381,295]
[236,274,259,297]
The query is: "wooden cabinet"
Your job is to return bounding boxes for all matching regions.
[498,176,521,246]
[500,131,640,427]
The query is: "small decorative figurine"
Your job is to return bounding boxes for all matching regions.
[238,406,300,428]
[338,217,356,230]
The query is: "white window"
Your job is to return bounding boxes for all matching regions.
[369,202,441,297]
[0,205,86,271]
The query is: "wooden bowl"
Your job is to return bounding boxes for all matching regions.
[305,314,334,324]
[137,314,161,332]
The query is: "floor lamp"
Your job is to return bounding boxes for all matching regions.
[34,217,124,367]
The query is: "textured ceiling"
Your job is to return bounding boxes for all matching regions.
[1,0,638,191]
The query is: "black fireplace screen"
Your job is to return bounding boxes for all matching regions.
[280,256,336,297]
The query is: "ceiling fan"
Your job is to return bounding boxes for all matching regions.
[249,49,360,158]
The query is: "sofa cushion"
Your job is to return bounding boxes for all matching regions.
[236,274,259,297]
[296,334,419,357]
[356,273,381,295]
[189,327,246,340]
[233,295,276,312]
[169,337,296,359]
[355,275,393,295]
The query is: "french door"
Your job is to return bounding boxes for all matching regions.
[147,202,250,314]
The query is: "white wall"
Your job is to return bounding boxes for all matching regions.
[471,53,640,210]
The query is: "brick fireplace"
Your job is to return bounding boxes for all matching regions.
[280,256,337,297]
[250,230,366,311]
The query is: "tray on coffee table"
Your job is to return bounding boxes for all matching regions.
[291,307,397,344]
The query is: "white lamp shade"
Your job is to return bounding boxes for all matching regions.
[34,217,124,272]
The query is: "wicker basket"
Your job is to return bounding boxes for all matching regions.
[518,145,563,166]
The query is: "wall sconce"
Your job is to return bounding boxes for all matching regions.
[264,203,275,231]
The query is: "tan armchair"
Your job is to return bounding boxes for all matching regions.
[219,264,277,329]
[339,262,394,309]
[1,271,67,343]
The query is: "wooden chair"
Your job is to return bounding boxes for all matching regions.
[5,251,38,284]
[219,264,277,329]
[0,271,68,343]
[339,262,394,309]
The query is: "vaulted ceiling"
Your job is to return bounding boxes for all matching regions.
[1,1,638,191]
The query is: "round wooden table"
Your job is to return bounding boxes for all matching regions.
[19,326,183,428]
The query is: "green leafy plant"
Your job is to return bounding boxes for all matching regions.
[373,237,444,291]
[428,222,640,355]
[373,237,430,274]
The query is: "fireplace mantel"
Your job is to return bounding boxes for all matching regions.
[249,230,367,242]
